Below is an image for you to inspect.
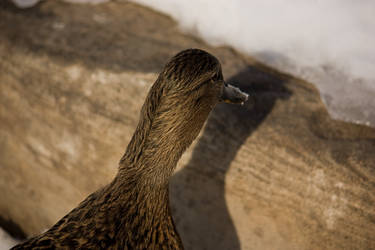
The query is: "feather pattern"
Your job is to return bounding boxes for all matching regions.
[12,49,224,250]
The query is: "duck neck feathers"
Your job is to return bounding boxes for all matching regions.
[118,75,211,187]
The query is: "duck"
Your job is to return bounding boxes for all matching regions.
[12,48,248,249]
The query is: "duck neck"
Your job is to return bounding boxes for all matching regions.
[118,96,211,187]
[118,120,193,187]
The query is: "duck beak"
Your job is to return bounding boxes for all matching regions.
[220,82,249,105]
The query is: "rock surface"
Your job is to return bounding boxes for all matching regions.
[0,1,374,249]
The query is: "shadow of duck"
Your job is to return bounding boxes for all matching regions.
[170,65,292,250]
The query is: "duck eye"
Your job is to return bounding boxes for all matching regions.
[211,74,221,84]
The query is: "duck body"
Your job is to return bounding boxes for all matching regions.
[13,178,181,249]
[12,49,248,249]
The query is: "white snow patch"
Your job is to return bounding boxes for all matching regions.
[130,0,375,127]
[12,0,39,8]
[0,228,19,250]
[11,0,375,127]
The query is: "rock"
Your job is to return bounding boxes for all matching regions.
[0,1,374,249]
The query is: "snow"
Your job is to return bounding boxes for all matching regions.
[0,228,18,250]
[10,0,375,127]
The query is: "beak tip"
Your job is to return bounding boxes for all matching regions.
[244,93,249,102]
[222,82,250,105]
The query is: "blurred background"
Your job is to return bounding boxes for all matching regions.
[1,0,374,249]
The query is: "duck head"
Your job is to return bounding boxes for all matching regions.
[121,49,248,179]
[143,49,249,146]
[159,49,249,109]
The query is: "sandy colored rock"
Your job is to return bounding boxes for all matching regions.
[0,1,374,249]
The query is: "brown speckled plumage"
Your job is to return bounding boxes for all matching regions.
[12,49,235,250]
